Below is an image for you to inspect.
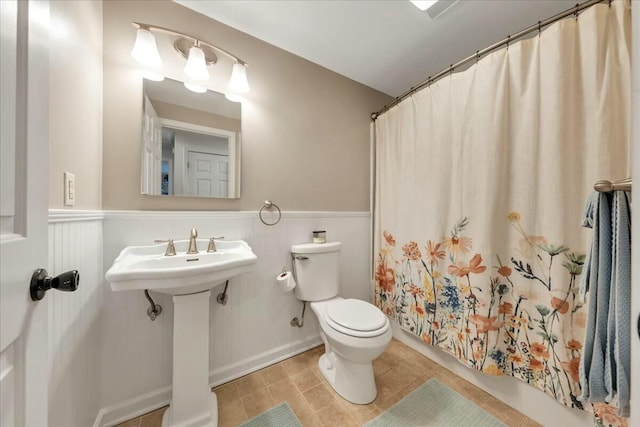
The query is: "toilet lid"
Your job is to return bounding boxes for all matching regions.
[326,299,387,332]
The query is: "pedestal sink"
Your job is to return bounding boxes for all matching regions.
[106,239,257,427]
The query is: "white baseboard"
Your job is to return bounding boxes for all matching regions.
[94,334,322,427]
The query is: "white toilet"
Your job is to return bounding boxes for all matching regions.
[291,241,392,404]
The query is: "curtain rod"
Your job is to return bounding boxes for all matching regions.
[371,0,609,120]
[594,178,632,192]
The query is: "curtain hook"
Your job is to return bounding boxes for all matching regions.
[449,64,454,77]
[475,50,480,64]
[574,3,579,20]
[506,35,511,48]
[537,21,542,36]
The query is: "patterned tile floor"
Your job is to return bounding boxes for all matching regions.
[117,338,540,427]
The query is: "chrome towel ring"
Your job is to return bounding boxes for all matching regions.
[259,200,281,226]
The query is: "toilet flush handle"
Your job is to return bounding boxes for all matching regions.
[294,255,309,260]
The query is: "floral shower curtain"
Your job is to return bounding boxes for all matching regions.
[373,2,631,425]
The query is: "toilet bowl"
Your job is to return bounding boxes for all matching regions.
[310,297,392,404]
[290,241,391,404]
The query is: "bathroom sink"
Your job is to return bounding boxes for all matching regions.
[106,239,257,295]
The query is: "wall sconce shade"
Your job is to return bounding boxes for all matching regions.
[131,28,162,68]
[184,82,207,93]
[225,93,243,103]
[142,71,165,82]
[184,45,210,81]
[228,62,250,93]
[131,22,250,96]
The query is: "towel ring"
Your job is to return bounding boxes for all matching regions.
[259,200,281,226]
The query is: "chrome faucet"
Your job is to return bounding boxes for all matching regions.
[187,228,199,254]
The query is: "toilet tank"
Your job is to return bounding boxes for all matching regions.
[290,241,342,301]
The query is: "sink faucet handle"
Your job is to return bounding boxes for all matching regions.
[165,239,176,256]
[154,239,176,256]
[190,228,198,238]
[207,236,225,253]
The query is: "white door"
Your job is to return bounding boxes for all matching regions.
[0,1,50,426]
[187,151,229,197]
[141,95,162,195]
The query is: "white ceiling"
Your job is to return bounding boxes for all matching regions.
[176,0,578,97]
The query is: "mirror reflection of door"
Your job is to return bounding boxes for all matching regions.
[141,78,241,199]
[142,96,162,195]
[187,151,229,197]
[162,123,235,197]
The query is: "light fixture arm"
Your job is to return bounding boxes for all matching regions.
[132,22,248,66]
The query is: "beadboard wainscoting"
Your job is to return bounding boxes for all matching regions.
[48,210,105,427]
[98,210,371,426]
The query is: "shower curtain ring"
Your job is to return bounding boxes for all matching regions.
[537,21,542,35]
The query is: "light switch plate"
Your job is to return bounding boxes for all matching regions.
[64,172,75,206]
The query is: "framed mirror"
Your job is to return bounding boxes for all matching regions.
[141,78,241,198]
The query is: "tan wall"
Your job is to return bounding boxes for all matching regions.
[49,0,103,209]
[103,0,390,211]
[151,100,241,133]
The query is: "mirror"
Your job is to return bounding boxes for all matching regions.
[141,78,241,198]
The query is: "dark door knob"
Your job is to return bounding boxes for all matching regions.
[30,268,79,301]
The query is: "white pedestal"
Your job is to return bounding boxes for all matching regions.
[161,291,217,427]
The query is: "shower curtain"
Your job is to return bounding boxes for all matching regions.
[373,2,631,425]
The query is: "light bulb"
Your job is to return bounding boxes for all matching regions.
[184,45,209,81]
[131,28,162,68]
[228,62,250,93]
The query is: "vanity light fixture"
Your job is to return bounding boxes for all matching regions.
[131,27,164,81]
[183,82,207,93]
[228,62,250,93]
[131,27,162,67]
[410,0,459,19]
[224,93,243,103]
[410,0,438,11]
[130,22,250,95]
[184,42,210,81]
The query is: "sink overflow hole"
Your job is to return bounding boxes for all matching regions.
[186,258,199,262]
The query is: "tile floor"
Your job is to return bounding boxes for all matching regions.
[116,338,540,427]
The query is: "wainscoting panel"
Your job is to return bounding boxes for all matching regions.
[99,211,371,426]
[48,211,104,427]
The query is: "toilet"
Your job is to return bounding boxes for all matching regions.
[291,241,392,404]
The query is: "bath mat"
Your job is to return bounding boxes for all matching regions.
[239,402,302,427]
[365,378,506,427]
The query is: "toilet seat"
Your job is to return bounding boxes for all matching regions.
[324,299,389,338]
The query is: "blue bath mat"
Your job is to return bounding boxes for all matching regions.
[366,378,506,427]
[239,402,302,427]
